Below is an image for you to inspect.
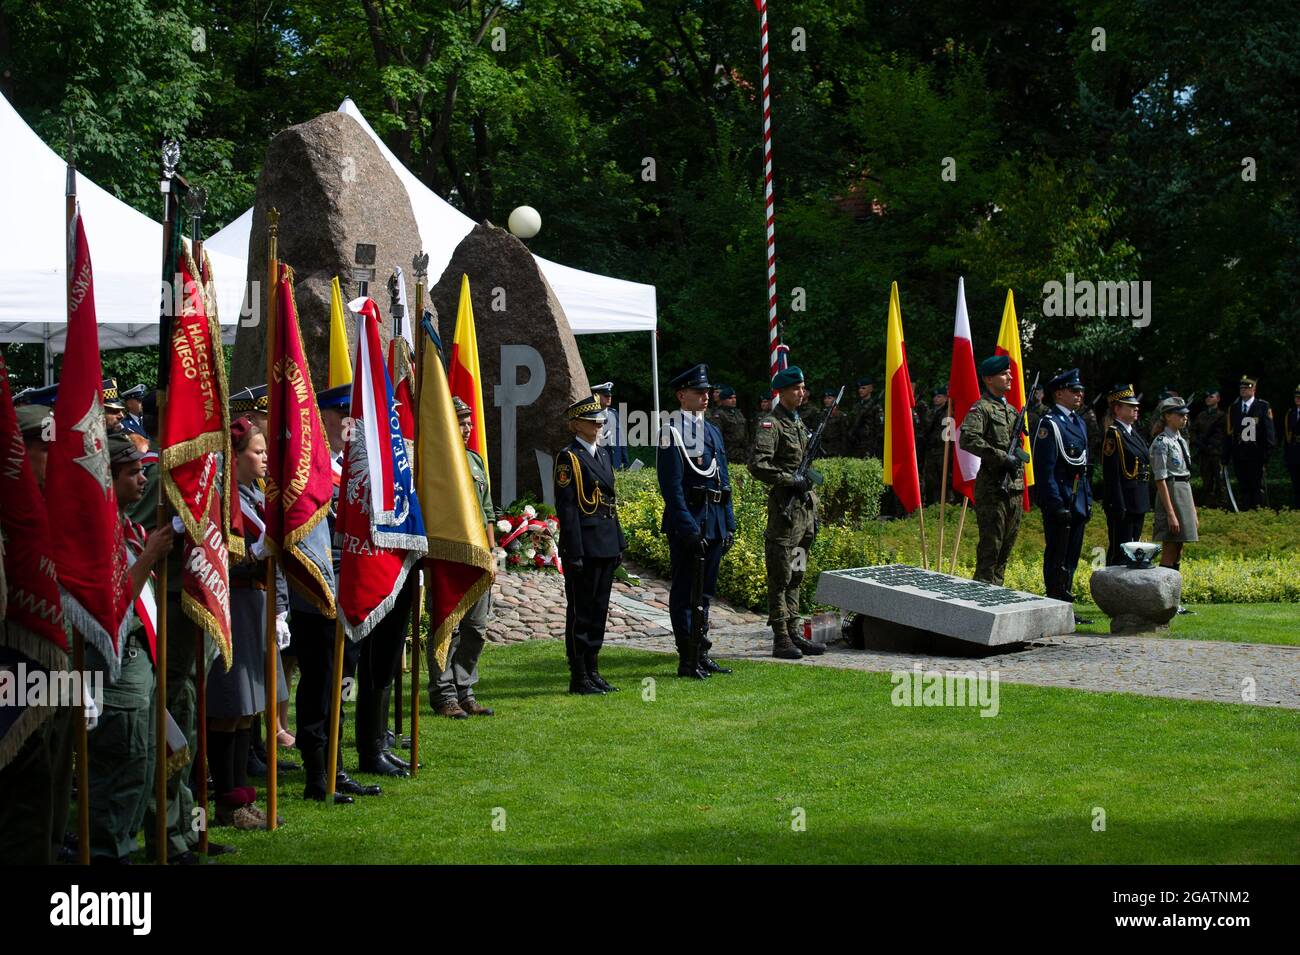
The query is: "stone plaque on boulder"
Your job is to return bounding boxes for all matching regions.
[816,564,1075,648]
[231,111,424,392]
[429,223,591,505]
[1089,566,1181,634]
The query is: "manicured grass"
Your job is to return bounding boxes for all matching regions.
[1071,602,1300,646]
[210,641,1299,865]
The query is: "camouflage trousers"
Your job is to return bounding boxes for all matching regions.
[973,491,1022,586]
[765,530,815,630]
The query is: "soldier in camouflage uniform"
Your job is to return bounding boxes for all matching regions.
[814,388,849,458]
[750,366,826,660]
[958,356,1028,585]
[845,375,883,458]
[707,385,750,466]
[1191,388,1226,507]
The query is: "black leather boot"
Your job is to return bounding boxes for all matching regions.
[789,622,825,656]
[301,746,353,804]
[772,626,803,660]
[586,651,618,692]
[676,635,708,678]
[568,655,604,695]
[356,685,409,777]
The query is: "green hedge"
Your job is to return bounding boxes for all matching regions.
[619,458,1300,610]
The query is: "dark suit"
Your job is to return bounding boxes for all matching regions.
[1101,421,1151,565]
[1284,405,1300,509]
[656,412,736,658]
[554,438,626,672]
[1226,397,1276,509]
[1033,407,1093,602]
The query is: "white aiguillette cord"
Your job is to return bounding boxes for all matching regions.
[663,413,719,479]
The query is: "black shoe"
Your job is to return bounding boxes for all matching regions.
[204,841,239,857]
[276,758,300,773]
[168,850,201,866]
[676,658,709,679]
[246,750,268,777]
[384,729,396,749]
[336,772,382,797]
[700,655,732,674]
[1074,614,1093,625]
[381,750,412,770]
[568,675,605,695]
[303,780,354,804]
[588,671,619,692]
[790,634,825,656]
[357,752,410,778]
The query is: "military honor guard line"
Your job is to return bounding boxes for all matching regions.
[1,140,1294,867]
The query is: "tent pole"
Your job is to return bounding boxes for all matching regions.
[649,329,659,429]
[43,323,53,385]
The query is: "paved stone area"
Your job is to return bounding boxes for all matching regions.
[486,565,1299,709]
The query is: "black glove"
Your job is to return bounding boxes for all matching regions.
[568,557,584,572]
[722,533,735,553]
[1002,453,1021,473]
[1050,508,1071,525]
[684,531,707,556]
[790,474,811,494]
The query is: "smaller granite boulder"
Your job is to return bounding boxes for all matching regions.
[1089,566,1182,634]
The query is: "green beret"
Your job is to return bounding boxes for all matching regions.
[979,355,1010,376]
[771,366,805,391]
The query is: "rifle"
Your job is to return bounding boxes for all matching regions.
[1000,371,1041,495]
[783,385,845,521]
[690,550,707,665]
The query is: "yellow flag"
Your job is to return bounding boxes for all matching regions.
[448,274,489,489]
[994,289,1035,507]
[417,324,494,671]
[327,276,352,388]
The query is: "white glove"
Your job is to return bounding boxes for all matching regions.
[275,612,291,650]
[252,535,269,560]
[83,679,100,731]
[171,515,185,535]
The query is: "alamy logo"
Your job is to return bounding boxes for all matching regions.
[1041,272,1151,327]
[49,885,152,935]
[890,663,1000,717]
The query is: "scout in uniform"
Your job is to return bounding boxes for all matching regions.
[85,434,174,861]
[1225,375,1276,510]
[554,395,626,694]
[922,385,953,505]
[592,381,629,469]
[1191,388,1226,507]
[1100,384,1151,565]
[429,397,499,716]
[958,356,1027,585]
[1150,397,1199,569]
[657,364,736,678]
[1284,385,1300,509]
[707,384,750,466]
[1032,369,1093,618]
[750,366,826,659]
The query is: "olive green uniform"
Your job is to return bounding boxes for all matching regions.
[708,406,750,466]
[750,403,816,632]
[922,404,953,505]
[958,391,1026,585]
[1191,405,1226,506]
[845,395,883,458]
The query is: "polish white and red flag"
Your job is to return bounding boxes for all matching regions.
[948,276,982,502]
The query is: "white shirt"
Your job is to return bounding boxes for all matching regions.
[1241,396,1255,413]
[575,435,600,459]
[1118,419,1133,434]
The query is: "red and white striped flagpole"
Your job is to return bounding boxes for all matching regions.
[756,0,782,383]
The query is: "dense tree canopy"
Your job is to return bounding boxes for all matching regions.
[2,0,1297,410]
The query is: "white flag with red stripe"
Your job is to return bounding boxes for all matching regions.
[949,276,982,502]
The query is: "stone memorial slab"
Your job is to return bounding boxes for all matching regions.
[816,564,1075,648]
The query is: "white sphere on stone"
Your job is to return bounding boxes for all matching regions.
[508,205,541,239]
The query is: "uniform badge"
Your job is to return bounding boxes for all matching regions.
[761,421,773,429]
[1038,426,1049,440]
[556,461,572,488]
[1102,433,1116,456]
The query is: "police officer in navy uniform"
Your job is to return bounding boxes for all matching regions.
[1225,374,1276,510]
[657,364,736,679]
[1100,384,1151,565]
[554,394,626,694]
[120,383,149,437]
[1032,369,1093,621]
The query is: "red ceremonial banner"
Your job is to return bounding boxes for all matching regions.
[161,247,235,668]
[265,263,336,616]
[45,208,131,677]
[0,351,66,666]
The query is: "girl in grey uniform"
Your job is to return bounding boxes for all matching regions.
[1150,396,1198,570]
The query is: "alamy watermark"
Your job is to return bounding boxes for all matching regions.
[890,663,1000,717]
[0,662,102,715]
[1041,272,1151,327]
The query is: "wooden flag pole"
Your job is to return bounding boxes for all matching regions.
[263,208,280,831]
[937,397,952,573]
[917,498,929,570]
[950,498,969,575]
[65,124,91,866]
[324,618,345,801]
[409,252,429,777]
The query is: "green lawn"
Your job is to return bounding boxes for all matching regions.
[1070,602,1300,646]
[207,641,1299,865]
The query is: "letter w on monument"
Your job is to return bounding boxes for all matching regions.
[334,297,427,640]
[265,262,336,616]
[417,314,494,671]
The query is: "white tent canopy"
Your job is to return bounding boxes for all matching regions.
[205,98,657,337]
[0,92,246,362]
